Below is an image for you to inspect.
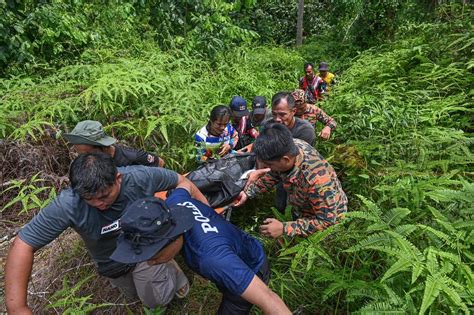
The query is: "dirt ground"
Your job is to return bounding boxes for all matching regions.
[0,228,225,314]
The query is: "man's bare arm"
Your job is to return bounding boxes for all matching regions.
[240,275,291,315]
[5,236,35,314]
[176,174,210,206]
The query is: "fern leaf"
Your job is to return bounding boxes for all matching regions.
[439,278,469,314]
[381,258,411,282]
[381,283,403,306]
[357,194,382,217]
[394,224,417,236]
[418,224,457,249]
[385,231,423,263]
[432,248,462,265]
[346,232,392,252]
[419,275,442,315]
[345,211,380,222]
[356,301,405,314]
[383,207,411,226]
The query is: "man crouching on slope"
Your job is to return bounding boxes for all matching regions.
[110,183,291,315]
[5,152,209,314]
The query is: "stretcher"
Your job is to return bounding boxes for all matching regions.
[155,145,255,221]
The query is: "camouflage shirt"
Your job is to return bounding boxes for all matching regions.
[296,104,337,130]
[245,139,347,237]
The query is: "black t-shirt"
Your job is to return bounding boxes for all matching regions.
[267,118,315,146]
[113,145,159,167]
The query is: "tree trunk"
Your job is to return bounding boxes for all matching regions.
[296,0,304,47]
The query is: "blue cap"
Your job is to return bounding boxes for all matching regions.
[110,197,195,264]
[229,96,249,117]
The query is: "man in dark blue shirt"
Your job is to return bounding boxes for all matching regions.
[112,185,291,314]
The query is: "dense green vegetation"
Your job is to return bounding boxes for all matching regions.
[1,1,472,314]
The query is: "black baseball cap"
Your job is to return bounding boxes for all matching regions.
[111,197,195,264]
[229,96,249,117]
[318,62,329,71]
[251,96,267,115]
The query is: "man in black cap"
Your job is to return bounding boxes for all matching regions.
[229,96,259,150]
[249,96,272,128]
[5,153,208,313]
[317,62,337,96]
[111,185,292,315]
[63,120,165,167]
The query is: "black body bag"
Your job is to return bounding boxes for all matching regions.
[186,153,256,208]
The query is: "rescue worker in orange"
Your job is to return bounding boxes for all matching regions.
[292,89,337,140]
[234,123,347,238]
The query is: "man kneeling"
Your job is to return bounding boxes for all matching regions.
[111,185,291,315]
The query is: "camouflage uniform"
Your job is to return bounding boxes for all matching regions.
[292,89,337,130]
[245,139,347,237]
[298,104,337,130]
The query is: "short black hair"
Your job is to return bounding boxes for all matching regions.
[69,153,118,197]
[304,62,314,71]
[272,92,295,109]
[253,123,298,161]
[209,105,231,122]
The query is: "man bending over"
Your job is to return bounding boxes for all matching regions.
[111,185,291,315]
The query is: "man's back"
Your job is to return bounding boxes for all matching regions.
[166,189,265,296]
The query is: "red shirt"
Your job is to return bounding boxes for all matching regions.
[299,76,325,104]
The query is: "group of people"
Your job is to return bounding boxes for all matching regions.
[195,62,337,163]
[5,62,346,315]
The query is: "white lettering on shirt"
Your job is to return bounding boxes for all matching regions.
[177,201,219,234]
[101,220,120,234]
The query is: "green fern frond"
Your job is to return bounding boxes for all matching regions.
[418,224,457,249]
[357,194,383,217]
[346,232,392,252]
[431,248,462,265]
[426,189,474,203]
[438,277,469,314]
[356,301,405,314]
[394,224,417,236]
[345,211,380,222]
[383,207,411,226]
[385,230,424,263]
[381,258,411,282]
[425,247,439,275]
[381,283,404,306]
[419,275,442,315]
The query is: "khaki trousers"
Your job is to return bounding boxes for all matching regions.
[108,260,180,308]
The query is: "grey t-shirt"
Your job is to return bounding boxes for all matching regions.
[267,117,315,145]
[18,165,178,264]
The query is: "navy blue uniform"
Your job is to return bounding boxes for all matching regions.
[166,188,269,314]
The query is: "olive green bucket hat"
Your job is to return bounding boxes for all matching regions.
[62,120,116,147]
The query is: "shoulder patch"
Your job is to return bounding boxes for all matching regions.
[147,154,155,164]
